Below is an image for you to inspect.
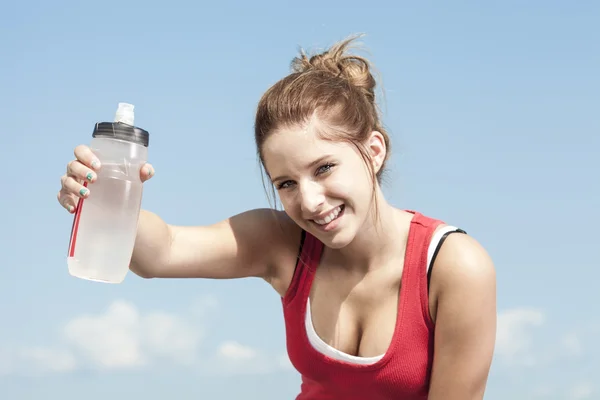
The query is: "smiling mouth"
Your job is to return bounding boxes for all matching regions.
[312,205,345,226]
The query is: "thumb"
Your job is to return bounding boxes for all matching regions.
[141,163,155,183]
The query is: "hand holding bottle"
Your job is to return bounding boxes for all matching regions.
[58,144,154,214]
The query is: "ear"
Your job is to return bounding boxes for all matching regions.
[366,131,387,174]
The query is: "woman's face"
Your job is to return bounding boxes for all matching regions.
[262,121,385,249]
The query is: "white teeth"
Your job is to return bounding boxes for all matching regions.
[314,206,342,225]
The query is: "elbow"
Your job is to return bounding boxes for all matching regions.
[128,221,174,280]
[129,262,156,279]
[136,270,155,279]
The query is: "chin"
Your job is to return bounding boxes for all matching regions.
[310,227,356,249]
[322,237,350,249]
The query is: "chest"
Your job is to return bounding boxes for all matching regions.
[288,298,434,399]
[282,254,435,398]
[285,267,434,398]
[308,265,403,358]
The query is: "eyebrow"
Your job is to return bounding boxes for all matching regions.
[270,154,333,183]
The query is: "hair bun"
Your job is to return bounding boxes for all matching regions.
[291,35,376,102]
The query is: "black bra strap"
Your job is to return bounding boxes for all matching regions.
[427,228,467,289]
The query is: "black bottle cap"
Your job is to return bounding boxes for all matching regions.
[92,122,149,147]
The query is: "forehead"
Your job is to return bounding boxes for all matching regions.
[262,124,347,174]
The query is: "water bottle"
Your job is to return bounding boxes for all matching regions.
[67,103,150,283]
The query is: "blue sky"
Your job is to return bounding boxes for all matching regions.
[1,1,598,399]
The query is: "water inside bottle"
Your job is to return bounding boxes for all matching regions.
[68,163,143,283]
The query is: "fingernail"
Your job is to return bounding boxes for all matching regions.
[86,172,94,182]
[68,205,75,213]
[91,159,101,169]
[79,188,89,197]
[147,167,153,177]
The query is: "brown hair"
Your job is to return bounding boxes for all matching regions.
[254,35,390,208]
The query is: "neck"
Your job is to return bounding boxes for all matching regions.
[334,189,413,271]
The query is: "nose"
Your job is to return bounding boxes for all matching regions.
[299,181,325,217]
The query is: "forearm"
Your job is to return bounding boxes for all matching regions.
[129,209,172,278]
[127,208,296,282]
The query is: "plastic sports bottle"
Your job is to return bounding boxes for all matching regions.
[67,103,150,283]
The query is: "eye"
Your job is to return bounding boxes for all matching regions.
[316,163,335,176]
[277,180,294,190]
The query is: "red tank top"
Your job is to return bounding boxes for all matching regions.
[281,211,443,400]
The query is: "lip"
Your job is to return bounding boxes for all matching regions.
[310,205,345,232]
[310,205,344,222]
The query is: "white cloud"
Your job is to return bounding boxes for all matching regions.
[63,300,201,369]
[0,297,291,377]
[218,341,257,360]
[495,307,544,366]
[209,341,293,376]
[0,299,209,375]
[569,382,594,400]
[64,301,147,368]
[19,347,77,373]
[0,346,77,376]
[142,311,200,365]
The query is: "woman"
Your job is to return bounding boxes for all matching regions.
[57,36,496,399]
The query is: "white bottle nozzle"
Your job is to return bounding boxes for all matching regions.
[114,102,135,126]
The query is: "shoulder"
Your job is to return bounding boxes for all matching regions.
[428,227,496,333]
[432,231,496,296]
[247,208,302,260]
[414,211,495,289]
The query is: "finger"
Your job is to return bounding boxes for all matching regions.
[74,144,101,171]
[61,174,91,199]
[57,190,78,214]
[140,163,155,183]
[67,159,97,184]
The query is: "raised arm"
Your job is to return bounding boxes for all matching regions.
[58,145,301,293]
[130,207,300,285]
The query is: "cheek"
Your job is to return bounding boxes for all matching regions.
[330,166,371,202]
[325,178,359,211]
[327,180,352,201]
